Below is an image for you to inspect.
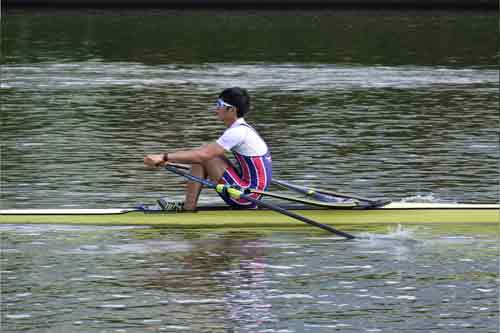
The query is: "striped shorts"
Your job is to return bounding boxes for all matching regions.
[217,152,272,208]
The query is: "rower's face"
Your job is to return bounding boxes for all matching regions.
[215,105,235,122]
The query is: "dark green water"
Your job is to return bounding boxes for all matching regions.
[0,9,498,333]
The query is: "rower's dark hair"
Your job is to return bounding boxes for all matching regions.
[219,87,250,118]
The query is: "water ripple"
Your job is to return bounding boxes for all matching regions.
[2,62,498,91]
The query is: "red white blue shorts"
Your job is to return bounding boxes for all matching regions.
[217,152,272,209]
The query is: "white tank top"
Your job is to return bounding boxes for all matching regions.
[216,118,268,156]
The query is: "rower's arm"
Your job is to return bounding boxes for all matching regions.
[168,143,225,164]
[144,143,226,167]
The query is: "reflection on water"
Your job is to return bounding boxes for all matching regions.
[1,9,498,333]
[3,63,498,91]
[0,9,498,333]
[3,9,497,67]
[2,10,498,208]
[2,62,498,207]
[2,9,498,209]
[1,225,497,332]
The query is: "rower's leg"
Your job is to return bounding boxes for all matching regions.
[184,164,205,211]
[204,156,231,182]
[184,157,230,210]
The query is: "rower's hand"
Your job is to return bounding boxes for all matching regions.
[144,154,165,168]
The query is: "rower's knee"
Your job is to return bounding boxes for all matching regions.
[204,158,229,182]
[190,164,206,178]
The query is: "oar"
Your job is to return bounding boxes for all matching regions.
[272,178,385,205]
[248,189,358,208]
[164,164,355,239]
[165,163,359,208]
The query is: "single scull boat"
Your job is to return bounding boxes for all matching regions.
[1,202,498,227]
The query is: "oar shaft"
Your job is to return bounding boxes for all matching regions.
[249,189,358,208]
[272,178,375,203]
[239,193,355,239]
[170,164,373,203]
[164,164,355,239]
[166,165,353,207]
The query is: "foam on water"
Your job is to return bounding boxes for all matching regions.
[400,193,453,203]
[358,224,417,242]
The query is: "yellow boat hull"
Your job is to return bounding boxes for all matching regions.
[1,203,498,228]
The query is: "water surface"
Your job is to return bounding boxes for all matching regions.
[1,10,498,207]
[1,225,498,332]
[0,9,498,332]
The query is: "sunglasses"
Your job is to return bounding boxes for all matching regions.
[215,99,235,109]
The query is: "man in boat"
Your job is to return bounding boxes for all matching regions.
[144,87,272,211]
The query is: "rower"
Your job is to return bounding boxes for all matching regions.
[144,87,272,211]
